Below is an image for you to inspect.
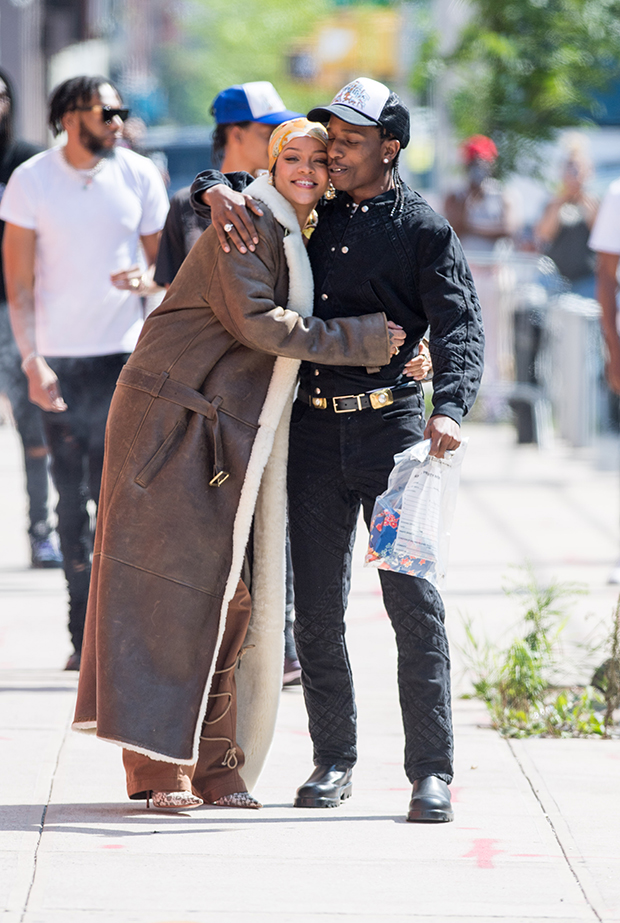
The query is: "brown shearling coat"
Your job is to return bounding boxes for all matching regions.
[73,176,390,783]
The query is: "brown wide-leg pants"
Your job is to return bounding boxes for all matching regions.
[123,579,253,803]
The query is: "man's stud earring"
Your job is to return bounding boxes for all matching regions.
[383,158,389,164]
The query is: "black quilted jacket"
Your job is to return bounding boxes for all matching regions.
[191,172,485,425]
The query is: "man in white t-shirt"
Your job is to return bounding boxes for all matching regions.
[1,75,169,669]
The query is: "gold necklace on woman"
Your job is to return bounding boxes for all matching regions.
[62,147,107,190]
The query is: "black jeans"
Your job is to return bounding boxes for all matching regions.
[287,391,454,785]
[42,354,129,652]
[0,303,50,530]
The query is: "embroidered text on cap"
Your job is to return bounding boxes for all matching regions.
[331,78,391,121]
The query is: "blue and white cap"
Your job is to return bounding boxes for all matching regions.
[211,81,301,126]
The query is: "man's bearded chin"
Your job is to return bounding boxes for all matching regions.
[79,123,113,157]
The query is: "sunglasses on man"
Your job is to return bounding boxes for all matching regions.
[74,105,130,124]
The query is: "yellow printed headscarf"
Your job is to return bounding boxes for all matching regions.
[268,118,328,172]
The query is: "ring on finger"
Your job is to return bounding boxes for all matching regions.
[223,223,234,234]
[393,347,400,356]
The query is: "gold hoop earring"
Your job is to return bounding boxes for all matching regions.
[324,181,336,200]
[268,172,274,185]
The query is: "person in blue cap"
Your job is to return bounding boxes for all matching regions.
[154,82,300,288]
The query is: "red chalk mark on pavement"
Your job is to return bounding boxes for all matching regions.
[450,786,462,803]
[101,844,125,849]
[463,838,504,868]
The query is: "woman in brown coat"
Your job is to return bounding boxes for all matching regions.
[73,120,402,810]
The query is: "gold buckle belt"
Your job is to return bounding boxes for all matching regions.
[300,386,407,413]
[332,389,394,412]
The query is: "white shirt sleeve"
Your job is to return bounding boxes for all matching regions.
[0,163,38,230]
[589,179,620,255]
[137,158,170,237]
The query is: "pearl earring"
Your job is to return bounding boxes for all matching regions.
[383,158,389,164]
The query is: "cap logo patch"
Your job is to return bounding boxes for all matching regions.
[331,77,390,120]
[334,82,371,110]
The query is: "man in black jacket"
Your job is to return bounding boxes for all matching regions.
[190,78,484,823]
[0,70,62,569]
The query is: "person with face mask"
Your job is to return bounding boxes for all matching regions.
[444,135,516,252]
[0,69,63,569]
[444,135,517,407]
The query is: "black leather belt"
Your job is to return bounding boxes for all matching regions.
[298,382,419,413]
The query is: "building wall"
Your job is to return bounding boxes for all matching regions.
[0,0,47,144]
[0,0,169,143]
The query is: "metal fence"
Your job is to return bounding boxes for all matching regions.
[464,247,612,448]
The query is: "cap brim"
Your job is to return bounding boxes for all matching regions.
[255,109,303,125]
[307,104,379,128]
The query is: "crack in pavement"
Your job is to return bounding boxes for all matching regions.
[506,737,605,923]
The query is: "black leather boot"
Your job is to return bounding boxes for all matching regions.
[406,776,454,823]
[293,765,353,808]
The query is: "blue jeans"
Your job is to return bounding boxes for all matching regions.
[287,391,454,785]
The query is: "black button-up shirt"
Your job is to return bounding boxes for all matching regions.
[190,173,484,425]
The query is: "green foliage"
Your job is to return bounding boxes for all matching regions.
[409,14,440,104]
[157,0,330,126]
[601,599,620,731]
[461,570,612,738]
[433,0,620,173]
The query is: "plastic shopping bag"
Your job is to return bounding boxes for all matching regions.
[365,438,467,588]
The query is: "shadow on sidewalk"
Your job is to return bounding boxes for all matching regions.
[1,803,411,833]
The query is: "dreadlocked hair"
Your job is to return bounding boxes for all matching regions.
[380,125,406,218]
[211,121,251,165]
[48,75,121,137]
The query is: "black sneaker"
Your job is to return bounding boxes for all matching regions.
[283,656,302,687]
[64,651,81,671]
[30,522,63,569]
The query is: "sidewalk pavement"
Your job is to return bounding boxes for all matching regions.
[1,420,619,923]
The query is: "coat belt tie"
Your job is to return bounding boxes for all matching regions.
[118,365,229,487]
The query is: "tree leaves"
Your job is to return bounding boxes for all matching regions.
[442,0,620,173]
[157,0,330,127]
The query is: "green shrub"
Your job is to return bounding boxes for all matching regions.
[461,571,616,738]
